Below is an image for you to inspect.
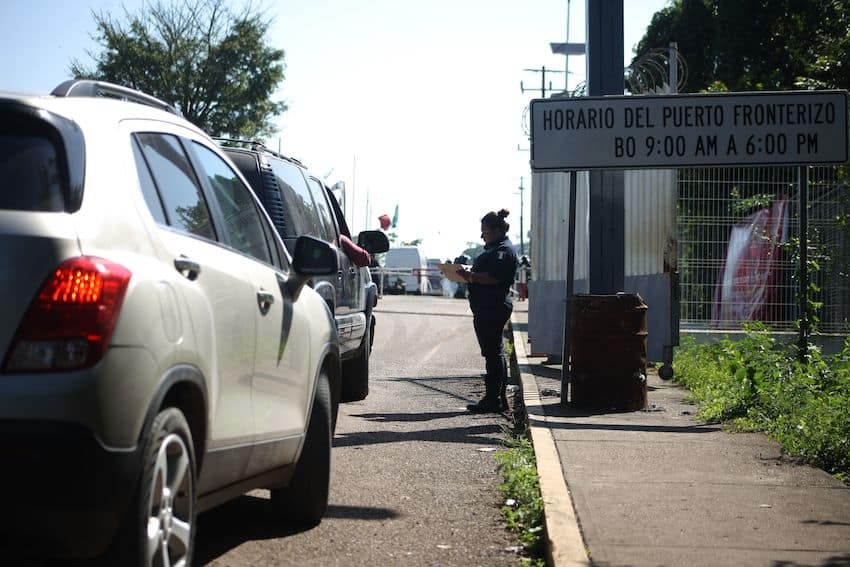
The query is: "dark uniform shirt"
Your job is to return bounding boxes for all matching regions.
[468,237,518,316]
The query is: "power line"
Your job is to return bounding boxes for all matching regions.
[520,66,565,99]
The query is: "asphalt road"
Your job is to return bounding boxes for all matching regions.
[194,294,521,566]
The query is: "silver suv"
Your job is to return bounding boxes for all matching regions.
[0,81,340,564]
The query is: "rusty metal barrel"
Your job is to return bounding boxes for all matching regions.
[569,293,648,411]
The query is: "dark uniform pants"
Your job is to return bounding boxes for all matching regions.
[473,308,511,400]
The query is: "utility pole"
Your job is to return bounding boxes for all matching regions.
[549,0,584,95]
[587,0,625,294]
[515,177,526,257]
[521,66,565,99]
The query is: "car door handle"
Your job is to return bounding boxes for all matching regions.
[174,257,201,281]
[257,290,275,315]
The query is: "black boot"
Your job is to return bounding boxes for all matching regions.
[466,397,504,413]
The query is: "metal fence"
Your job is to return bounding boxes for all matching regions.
[677,165,850,333]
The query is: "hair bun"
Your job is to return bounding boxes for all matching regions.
[497,208,510,219]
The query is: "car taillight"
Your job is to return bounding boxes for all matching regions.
[3,256,132,372]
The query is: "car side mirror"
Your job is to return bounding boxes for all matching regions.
[286,236,338,301]
[293,235,338,275]
[357,230,390,254]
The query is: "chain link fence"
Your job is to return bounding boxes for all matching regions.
[677,165,850,333]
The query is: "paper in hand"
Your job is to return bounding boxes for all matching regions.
[437,263,469,283]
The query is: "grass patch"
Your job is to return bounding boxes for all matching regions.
[495,424,546,566]
[675,327,850,482]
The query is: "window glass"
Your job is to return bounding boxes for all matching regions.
[131,139,167,224]
[306,177,338,243]
[325,185,352,238]
[136,133,215,240]
[268,159,325,241]
[193,143,271,264]
[0,135,64,211]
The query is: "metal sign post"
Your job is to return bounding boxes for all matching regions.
[560,170,578,405]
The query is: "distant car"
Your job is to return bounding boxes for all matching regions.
[384,246,430,295]
[0,80,341,563]
[426,258,445,294]
[219,141,389,402]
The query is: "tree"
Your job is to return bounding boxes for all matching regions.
[632,0,847,93]
[71,0,286,138]
[798,0,850,90]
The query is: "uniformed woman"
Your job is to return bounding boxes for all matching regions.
[456,209,518,413]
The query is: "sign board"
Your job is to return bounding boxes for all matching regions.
[530,90,849,171]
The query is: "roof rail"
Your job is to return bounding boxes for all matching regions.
[214,137,268,152]
[51,80,181,116]
[213,137,306,167]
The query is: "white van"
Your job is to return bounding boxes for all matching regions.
[384,247,430,294]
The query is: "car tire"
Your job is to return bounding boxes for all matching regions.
[340,320,370,402]
[112,407,197,567]
[271,370,332,526]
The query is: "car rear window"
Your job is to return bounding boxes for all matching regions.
[0,135,64,211]
[268,158,326,242]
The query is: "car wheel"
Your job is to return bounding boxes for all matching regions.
[340,321,370,402]
[271,370,332,526]
[113,408,197,567]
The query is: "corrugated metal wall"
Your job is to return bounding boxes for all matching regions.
[530,171,589,282]
[625,170,677,276]
[529,169,678,360]
[531,169,676,282]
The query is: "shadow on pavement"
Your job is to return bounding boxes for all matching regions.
[350,410,469,422]
[194,494,309,564]
[333,423,503,448]
[528,414,721,434]
[195,495,400,564]
[772,554,850,566]
[325,504,400,521]
[388,375,487,405]
[520,363,560,379]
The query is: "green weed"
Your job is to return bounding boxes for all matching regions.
[674,330,850,480]
[495,427,546,566]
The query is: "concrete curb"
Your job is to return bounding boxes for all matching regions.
[510,317,590,567]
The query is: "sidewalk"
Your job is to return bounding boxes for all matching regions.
[510,301,850,567]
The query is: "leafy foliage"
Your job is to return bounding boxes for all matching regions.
[71,0,285,138]
[634,0,850,92]
[675,331,850,481]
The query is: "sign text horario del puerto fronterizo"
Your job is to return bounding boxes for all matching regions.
[530,90,849,171]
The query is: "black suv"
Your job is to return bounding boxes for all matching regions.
[220,141,389,402]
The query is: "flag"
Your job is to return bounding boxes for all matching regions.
[378,214,391,231]
[391,204,399,228]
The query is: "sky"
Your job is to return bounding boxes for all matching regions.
[0,0,670,261]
